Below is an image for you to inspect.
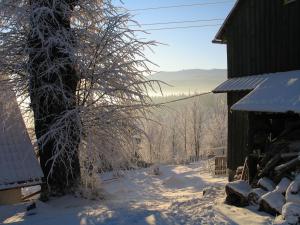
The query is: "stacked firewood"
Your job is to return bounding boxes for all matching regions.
[225,138,300,224]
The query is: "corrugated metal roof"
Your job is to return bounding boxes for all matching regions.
[0,88,43,190]
[213,74,268,93]
[232,70,300,113]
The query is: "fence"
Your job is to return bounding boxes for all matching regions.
[214,156,227,175]
[205,146,227,176]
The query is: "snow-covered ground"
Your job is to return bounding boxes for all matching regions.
[0,161,273,225]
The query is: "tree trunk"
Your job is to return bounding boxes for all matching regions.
[28,0,80,195]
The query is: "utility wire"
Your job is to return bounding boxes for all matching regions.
[101,92,213,109]
[144,24,222,31]
[130,18,224,27]
[158,92,212,105]
[129,1,234,12]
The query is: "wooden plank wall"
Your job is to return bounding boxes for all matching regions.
[226,0,300,78]
[224,0,300,174]
[227,92,250,171]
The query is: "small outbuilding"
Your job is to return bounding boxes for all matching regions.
[0,88,43,204]
[212,0,300,181]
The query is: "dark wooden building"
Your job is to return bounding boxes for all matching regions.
[213,0,300,180]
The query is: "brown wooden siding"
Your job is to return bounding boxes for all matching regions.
[226,0,300,78]
[223,0,300,173]
[227,91,250,170]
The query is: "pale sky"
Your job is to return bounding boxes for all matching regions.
[114,0,235,72]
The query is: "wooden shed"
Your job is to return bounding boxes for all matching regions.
[212,0,300,181]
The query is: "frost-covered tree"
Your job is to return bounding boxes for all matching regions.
[190,98,204,160]
[0,0,157,195]
[206,96,227,153]
[139,95,226,164]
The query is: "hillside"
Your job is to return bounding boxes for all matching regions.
[149,69,227,95]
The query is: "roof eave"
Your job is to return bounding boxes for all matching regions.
[0,179,43,191]
[213,25,227,43]
[212,89,253,94]
[212,38,227,44]
[212,0,241,44]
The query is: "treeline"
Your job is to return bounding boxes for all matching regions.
[139,93,227,164]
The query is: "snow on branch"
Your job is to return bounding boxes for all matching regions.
[0,0,159,187]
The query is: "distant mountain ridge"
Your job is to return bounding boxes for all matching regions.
[149,69,227,95]
[150,69,226,81]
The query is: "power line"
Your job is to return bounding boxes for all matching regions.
[144,24,222,31]
[130,18,225,27]
[102,92,213,109]
[158,92,212,105]
[128,1,234,12]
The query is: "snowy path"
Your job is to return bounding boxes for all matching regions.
[0,162,273,225]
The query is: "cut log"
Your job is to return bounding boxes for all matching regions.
[275,178,292,194]
[259,154,281,178]
[248,188,267,205]
[225,181,251,207]
[259,191,285,216]
[274,122,300,142]
[289,141,300,152]
[282,202,300,225]
[281,152,300,159]
[286,180,300,204]
[260,142,289,166]
[258,177,276,192]
[275,156,300,177]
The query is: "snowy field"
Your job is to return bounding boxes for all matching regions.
[0,161,273,225]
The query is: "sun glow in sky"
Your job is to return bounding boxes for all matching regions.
[115,0,235,72]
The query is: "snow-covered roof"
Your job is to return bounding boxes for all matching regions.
[213,70,300,113]
[232,70,300,113]
[0,89,43,191]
